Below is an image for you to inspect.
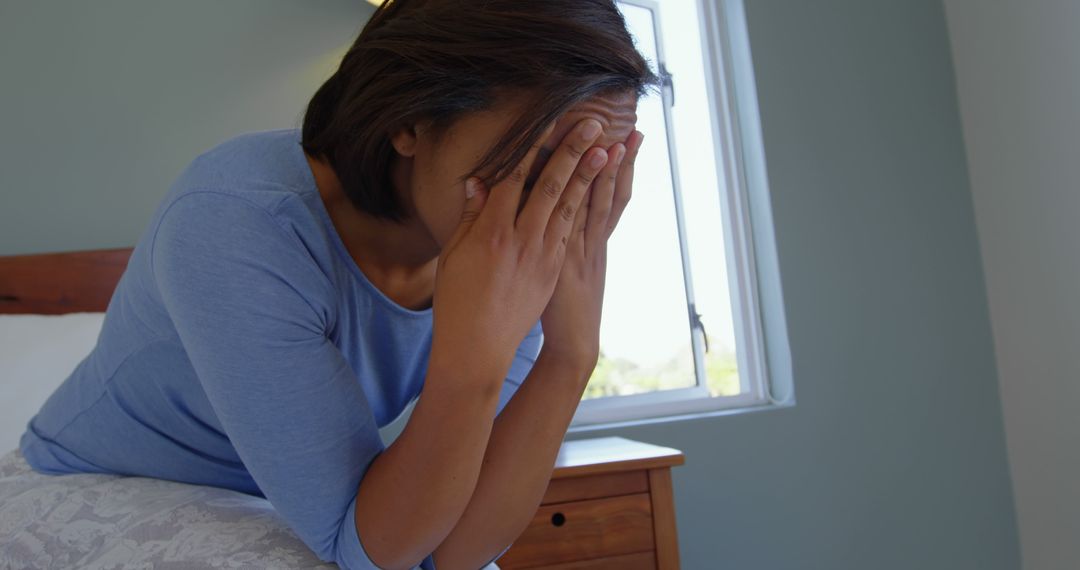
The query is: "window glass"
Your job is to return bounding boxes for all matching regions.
[585,0,741,401]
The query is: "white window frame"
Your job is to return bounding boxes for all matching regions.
[568,0,789,431]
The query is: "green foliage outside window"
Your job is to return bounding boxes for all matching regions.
[582,336,739,400]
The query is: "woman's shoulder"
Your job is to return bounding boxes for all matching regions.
[148,128,328,247]
[165,128,314,210]
[146,185,339,330]
[145,130,335,286]
[137,128,342,314]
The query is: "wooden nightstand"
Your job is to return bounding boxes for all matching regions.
[498,437,685,570]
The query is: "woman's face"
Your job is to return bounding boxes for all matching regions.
[391,90,639,250]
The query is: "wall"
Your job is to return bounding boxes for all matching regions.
[558,1,1019,567]
[1,1,1020,568]
[943,2,1080,568]
[0,0,364,255]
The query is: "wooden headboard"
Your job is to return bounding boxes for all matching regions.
[0,248,133,315]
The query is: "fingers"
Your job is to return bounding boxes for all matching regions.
[482,121,557,230]
[584,142,626,248]
[519,119,605,240]
[605,130,643,239]
[543,144,608,253]
[564,178,596,259]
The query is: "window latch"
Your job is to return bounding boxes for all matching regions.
[659,63,675,107]
[689,303,709,353]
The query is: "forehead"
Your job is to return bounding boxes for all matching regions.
[440,90,639,182]
[540,91,639,160]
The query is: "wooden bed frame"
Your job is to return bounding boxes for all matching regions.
[0,248,133,315]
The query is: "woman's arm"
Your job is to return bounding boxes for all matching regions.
[153,191,444,570]
[430,348,592,569]
[432,130,641,570]
[351,353,505,570]
[356,119,614,569]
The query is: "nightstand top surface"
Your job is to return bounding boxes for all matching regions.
[553,436,685,478]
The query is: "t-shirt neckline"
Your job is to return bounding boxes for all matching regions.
[289,130,433,318]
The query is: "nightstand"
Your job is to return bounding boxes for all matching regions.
[498,436,685,569]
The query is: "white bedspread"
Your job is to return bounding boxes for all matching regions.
[0,448,336,569]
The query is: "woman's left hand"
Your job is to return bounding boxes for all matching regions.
[539,129,644,373]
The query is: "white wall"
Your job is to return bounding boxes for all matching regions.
[943,2,1080,568]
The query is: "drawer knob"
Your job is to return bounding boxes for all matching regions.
[551,512,566,527]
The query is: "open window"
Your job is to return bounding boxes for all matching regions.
[570,0,793,428]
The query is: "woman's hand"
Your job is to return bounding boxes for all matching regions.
[538,129,644,372]
[428,119,611,391]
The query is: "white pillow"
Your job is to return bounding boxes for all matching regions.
[0,312,105,454]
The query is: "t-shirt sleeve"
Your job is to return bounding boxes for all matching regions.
[495,319,544,417]
[151,190,417,569]
[472,318,542,568]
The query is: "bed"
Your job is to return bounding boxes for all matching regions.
[0,248,346,568]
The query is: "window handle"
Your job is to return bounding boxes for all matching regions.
[690,304,709,353]
[660,63,675,107]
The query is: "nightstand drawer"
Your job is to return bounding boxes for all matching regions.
[541,471,649,505]
[499,493,654,568]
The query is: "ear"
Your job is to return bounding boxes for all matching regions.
[390,124,419,158]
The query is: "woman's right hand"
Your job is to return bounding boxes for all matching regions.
[428,118,609,391]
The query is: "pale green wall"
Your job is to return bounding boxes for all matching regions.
[0,1,1019,568]
[0,0,365,255]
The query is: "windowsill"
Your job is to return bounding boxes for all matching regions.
[567,393,795,434]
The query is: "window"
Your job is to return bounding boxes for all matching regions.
[569,0,790,428]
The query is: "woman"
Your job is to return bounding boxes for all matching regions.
[19,0,656,568]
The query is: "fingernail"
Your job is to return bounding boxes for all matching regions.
[614,144,627,166]
[581,120,602,140]
[589,149,608,168]
[465,178,478,198]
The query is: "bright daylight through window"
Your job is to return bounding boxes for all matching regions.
[572,0,770,426]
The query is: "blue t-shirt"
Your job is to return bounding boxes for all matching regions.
[19,128,544,570]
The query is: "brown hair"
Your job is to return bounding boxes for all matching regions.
[300,0,659,223]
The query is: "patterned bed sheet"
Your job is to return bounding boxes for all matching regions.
[0,447,336,569]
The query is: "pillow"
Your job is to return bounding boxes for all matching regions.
[0,313,106,454]
[0,448,336,569]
